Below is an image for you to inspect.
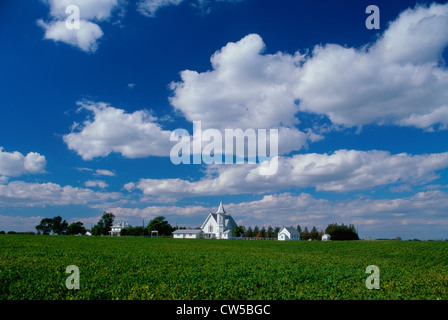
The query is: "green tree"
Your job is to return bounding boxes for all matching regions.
[245,226,253,237]
[325,223,359,240]
[52,216,68,235]
[256,227,266,238]
[36,218,53,235]
[92,212,115,236]
[232,226,243,237]
[121,226,147,236]
[318,229,324,241]
[273,227,280,238]
[253,226,259,238]
[301,226,309,241]
[146,216,175,236]
[67,222,87,235]
[266,226,273,238]
[309,226,319,240]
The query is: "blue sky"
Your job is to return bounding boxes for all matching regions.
[1,0,448,239]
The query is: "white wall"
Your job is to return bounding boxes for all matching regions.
[278,232,287,241]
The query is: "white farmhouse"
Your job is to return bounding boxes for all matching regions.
[278,227,300,241]
[172,202,238,239]
[109,221,129,237]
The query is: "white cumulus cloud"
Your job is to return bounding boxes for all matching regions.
[0,181,122,207]
[38,0,122,53]
[63,101,173,160]
[0,147,46,177]
[127,150,448,198]
[37,19,104,53]
[170,3,448,134]
[85,180,109,189]
[170,33,309,154]
[296,3,448,130]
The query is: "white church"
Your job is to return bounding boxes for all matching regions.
[173,202,238,239]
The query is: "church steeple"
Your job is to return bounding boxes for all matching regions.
[216,201,226,214]
[216,201,226,238]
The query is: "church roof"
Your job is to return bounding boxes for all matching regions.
[216,201,226,214]
[281,226,300,235]
[200,211,237,232]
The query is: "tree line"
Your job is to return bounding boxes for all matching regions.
[34,212,359,240]
[34,212,176,237]
[234,223,359,240]
[35,216,86,235]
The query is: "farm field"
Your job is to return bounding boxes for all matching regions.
[0,235,447,300]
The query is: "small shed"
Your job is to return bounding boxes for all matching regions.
[322,233,331,241]
[172,229,203,239]
[278,227,300,241]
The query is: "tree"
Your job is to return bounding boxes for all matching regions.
[146,216,175,236]
[273,227,280,238]
[266,226,273,238]
[232,226,243,238]
[309,226,319,241]
[301,226,309,241]
[52,216,68,235]
[296,225,302,234]
[36,218,53,235]
[256,226,266,238]
[245,226,253,237]
[92,212,115,236]
[253,226,259,238]
[67,222,87,235]
[325,223,359,240]
[318,229,324,241]
[121,226,147,236]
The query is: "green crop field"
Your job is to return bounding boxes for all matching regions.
[0,235,447,300]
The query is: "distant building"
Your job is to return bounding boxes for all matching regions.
[173,229,203,239]
[201,201,238,239]
[322,233,331,241]
[173,202,238,239]
[109,221,129,237]
[278,227,300,241]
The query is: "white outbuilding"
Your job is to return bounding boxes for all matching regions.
[278,227,300,241]
[322,233,331,241]
[172,229,203,239]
